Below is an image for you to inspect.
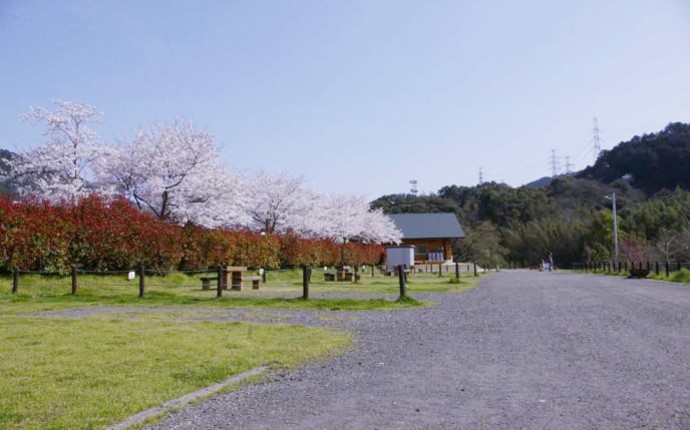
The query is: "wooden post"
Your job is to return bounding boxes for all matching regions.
[12,267,18,294]
[455,262,460,279]
[397,264,407,300]
[353,265,359,283]
[138,263,145,298]
[438,262,442,277]
[473,261,478,277]
[302,265,310,300]
[216,265,224,298]
[71,265,78,295]
[261,268,266,283]
[655,261,660,275]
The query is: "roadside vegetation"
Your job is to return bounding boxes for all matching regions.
[578,266,690,285]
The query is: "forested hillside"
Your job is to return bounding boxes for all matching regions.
[579,123,690,194]
[372,122,690,268]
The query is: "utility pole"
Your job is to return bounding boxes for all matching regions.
[606,192,619,263]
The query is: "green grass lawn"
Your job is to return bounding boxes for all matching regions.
[0,269,481,428]
[0,269,480,311]
[0,309,351,430]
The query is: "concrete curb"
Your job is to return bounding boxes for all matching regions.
[107,365,269,430]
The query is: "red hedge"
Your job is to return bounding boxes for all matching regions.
[0,195,384,272]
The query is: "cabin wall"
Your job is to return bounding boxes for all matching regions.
[401,238,453,262]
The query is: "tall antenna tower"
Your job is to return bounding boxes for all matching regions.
[592,117,601,161]
[550,149,559,177]
[478,168,484,184]
[409,179,418,195]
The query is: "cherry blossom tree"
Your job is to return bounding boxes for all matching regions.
[362,207,403,243]
[240,175,400,243]
[5,102,401,242]
[98,119,247,227]
[242,172,316,234]
[6,100,107,201]
[315,194,401,243]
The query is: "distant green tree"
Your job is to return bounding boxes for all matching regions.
[456,222,507,268]
[370,193,459,214]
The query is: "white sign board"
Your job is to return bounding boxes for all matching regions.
[386,246,414,272]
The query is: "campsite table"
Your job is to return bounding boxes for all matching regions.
[224,266,247,290]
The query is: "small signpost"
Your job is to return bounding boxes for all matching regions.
[397,264,407,300]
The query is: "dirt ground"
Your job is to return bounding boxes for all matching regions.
[147,271,690,429]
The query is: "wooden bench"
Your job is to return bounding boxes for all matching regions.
[324,271,360,282]
[200,276,219,290]
[242,275,261,290]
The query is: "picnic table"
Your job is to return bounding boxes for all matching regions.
[324,266,360,282]
[200,266,261,291]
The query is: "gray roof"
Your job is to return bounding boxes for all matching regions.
[387,213,465,239]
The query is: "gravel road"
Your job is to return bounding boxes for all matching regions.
[148,271,690,430]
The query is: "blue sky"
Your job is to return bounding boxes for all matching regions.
[1,1,689,197]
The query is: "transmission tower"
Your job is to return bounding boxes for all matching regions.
[565,156,574,175]
[550,149,559,177]
[592,117,601,161]
[478,168,484,184]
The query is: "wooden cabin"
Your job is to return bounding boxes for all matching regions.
[387,213,465,263]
